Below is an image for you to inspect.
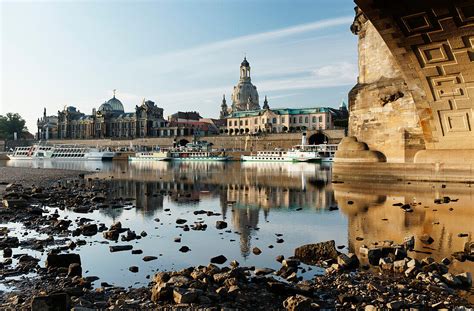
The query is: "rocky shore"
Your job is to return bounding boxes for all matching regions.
[0,172,473,310]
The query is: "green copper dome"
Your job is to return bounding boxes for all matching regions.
[106,95,124,112]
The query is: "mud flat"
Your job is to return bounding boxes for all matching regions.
[0,177,472,310]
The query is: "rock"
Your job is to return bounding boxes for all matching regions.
[179,246,190,253]
[0,236,19,248]
[173,288,199,304]
[143,256,158,262]
[367,248,383,266]
[441,257,451,265]
[210,255,227,264]
[407,258,419,268]
[387,300,405,309]
[252,247,262,255]
[176,218,187,224]
[2,198,28,209]
[456,272,472,287]
[109,245,133,252]
[174,237,181,243]
[294,240,339,265]
[283,294,312,311]
[443,273,463,287]
[81,223,98,236]
[103,230,119,241]
[129,266,139,273]
[421,257,435,266]
[276,255,285,263]
[153,272,171,284]
[68,263,82,277]
[121,229,137,242]
[46,253,81,268]
[31,293,71,311]
[403,235,415,250]
[215,221,227,229]
[140,231,147,237]
[131,249,143,254]
[230,260,239,268]
[457,233,468,237]
[404,266,418,277]
[419,234,434,245]
[3,248,12,258]
[151,283,173,302]
[255,267,275,276]
[337,253,359,269]
[282,258,300,268]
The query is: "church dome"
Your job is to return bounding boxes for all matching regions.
[231,57,259,111]
[99,102,113,112]
[106,95,124,112]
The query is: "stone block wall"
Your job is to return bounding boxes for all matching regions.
[349,18,425,163]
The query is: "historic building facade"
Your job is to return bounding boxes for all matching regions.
[220,58,348,135]
[56,93,168,139]
[37,108,59,140]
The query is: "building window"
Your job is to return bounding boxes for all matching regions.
[299,116,303,123]
[255,118,258,124]
[281,117,285,123]
[312,116,316,123]
[273,118,277,124]
[319,116,323,122]
[234,120,237,126]
[305,117,308,123]
[239,120,243,126]
[245,120,248,125]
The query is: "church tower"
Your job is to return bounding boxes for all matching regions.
[220,94,229,119]
[262,95,269,109]
[231,57,259,112]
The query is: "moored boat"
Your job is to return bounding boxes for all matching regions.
[7,144,115,161]
[129,151,170,161]
[169,141,230,161]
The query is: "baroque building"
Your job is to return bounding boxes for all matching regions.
[221,57,260,117]
[37,108,58,140]
[57,91,168,139]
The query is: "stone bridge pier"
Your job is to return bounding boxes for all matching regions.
[335,0,474,182]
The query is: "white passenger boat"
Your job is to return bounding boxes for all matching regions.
[241,150,318,162]
[7,144,115,161]
[169,141,230,161]
[128,151,170,162]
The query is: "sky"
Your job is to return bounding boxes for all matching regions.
[1,0,357,132]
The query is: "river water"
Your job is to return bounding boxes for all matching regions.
[1,160,473,288]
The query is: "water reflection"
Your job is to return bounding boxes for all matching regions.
[2,159,472,287]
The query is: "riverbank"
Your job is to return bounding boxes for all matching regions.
[0,171,472,309]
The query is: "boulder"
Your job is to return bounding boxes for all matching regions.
[337,253,359,269]
[255,267,275,276]
[367,248,383,266]
[210,255,227,264]
[283,295,312,311]
[419,234,434,245]
[215,221,227,229]
[253,247,262,255]
[109,245,133,252]
[129,266,139,273]
[31,293,71,311]
[80,224,98,236]
[2,198,28,209]
[151,283,172,302]
[143,256,158,262]
[294,240,339,264]
[46,253,81,269]
[173,288,199,304]
[68,263,82,277]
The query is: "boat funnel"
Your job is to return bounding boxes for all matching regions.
[301,132,307,146]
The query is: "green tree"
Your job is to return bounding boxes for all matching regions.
[0,113,28,140]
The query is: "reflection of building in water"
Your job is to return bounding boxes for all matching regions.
[231,206,260,258]
[335,182,474,275]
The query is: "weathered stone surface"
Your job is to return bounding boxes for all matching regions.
[294,240,339,264]
[210,255,227,264]
[68,263,82,277]
[46,253,81,268]
[282,295,312,311]
[31,293,71,311]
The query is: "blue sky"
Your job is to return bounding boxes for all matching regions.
[1,0,357,132]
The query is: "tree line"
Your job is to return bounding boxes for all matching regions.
[0,113,28,140]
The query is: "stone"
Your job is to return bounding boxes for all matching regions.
[2,198,28,209]
[252,247,262,255]
[367,247,383,265]
[3,248,12,258]
[419,234,434,245]
[68,263,82,277]
[143,256,158,262]
[387,300,405,309]
[464,241,474,255]
[103,230,119,241]
[337,253,359,269]
[276,255,285,263]
[441,257,451,265]
[153,272,171,284]
[179,246,190,253]
[173,288,198,304]
[31,293,71,311]
[151,283,172,302]
[255,267,275,276]
[129,266,139,273]
[282,258,300,268]
[215,221,227,229]
[80,223,97,236]
[456,272,472,287]
[282,295,312,311]
[176,218,187,224]
[174,237,181,243]
[109,245,133,252]
[131,249,143,255]
[46,253,81,268]
[210,255,227,264]
[294,240,339,264]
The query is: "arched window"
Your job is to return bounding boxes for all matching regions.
[305,116,308,123]
[312,116,316,123]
